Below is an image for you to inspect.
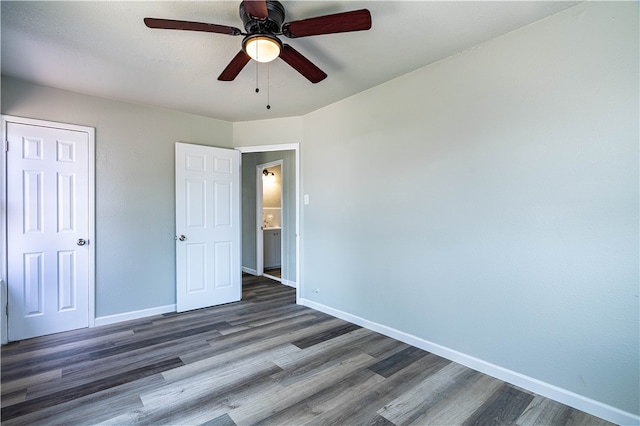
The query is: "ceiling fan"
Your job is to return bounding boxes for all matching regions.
[144,0,371,84]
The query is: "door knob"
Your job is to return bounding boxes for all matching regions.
[77,238,87,246]
[178,235,186,241]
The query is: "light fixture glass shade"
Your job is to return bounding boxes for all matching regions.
[244,35,282,63]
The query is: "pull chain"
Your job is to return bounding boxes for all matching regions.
[253,60,272,110]
[266,63,271,110]
[255,60,259,93]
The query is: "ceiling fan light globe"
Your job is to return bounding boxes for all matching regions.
[243,35,282,63]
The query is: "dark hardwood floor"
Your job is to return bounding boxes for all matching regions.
[1,275,614,425]
[263,268,281,279]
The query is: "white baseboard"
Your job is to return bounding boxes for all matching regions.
[94,304,176,327]
[299,298,639,426]
[281,279,296,288]
[242,267,258,275]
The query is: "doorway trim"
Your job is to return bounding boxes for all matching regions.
[1,115,96,344]
[236,143,300,304]
[257,159,283,282]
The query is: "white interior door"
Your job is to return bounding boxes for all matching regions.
[175,142,241,312]
[6,120,92,341]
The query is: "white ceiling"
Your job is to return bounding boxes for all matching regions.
[1,1,579,123]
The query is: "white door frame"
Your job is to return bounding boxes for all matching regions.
[256,159,283,281]
[236,143,300,304]
[1,115,96,344]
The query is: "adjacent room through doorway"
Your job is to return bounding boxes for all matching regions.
[237,144,300,302]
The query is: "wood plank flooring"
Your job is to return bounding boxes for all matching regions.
[264,268,282,280]
[1,275,614,425]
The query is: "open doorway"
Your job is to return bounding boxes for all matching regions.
[258,160,283,282]
[237,144,300,303]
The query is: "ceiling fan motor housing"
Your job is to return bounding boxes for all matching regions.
[239,0,285,34]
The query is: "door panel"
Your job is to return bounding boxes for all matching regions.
[175,143,240,312]
[23,170,44,233]
[57,172,76,232]
[214,181,232,226]
[7,121,91,340]
[23,252,44,315]
[57,250,76,310]
[214,241,232,288]
[186,179,206,227]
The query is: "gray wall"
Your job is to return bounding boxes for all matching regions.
[300,2,638,416]
[241,150,296,282]
[1,77,233,317]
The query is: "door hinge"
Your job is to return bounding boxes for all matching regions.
[4,140,8,152]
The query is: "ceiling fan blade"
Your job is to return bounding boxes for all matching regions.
[282,9,371,38]
[218,50,251,81]
[144,18,242,36]
[279,44,327,84]
[241,0,268,19]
